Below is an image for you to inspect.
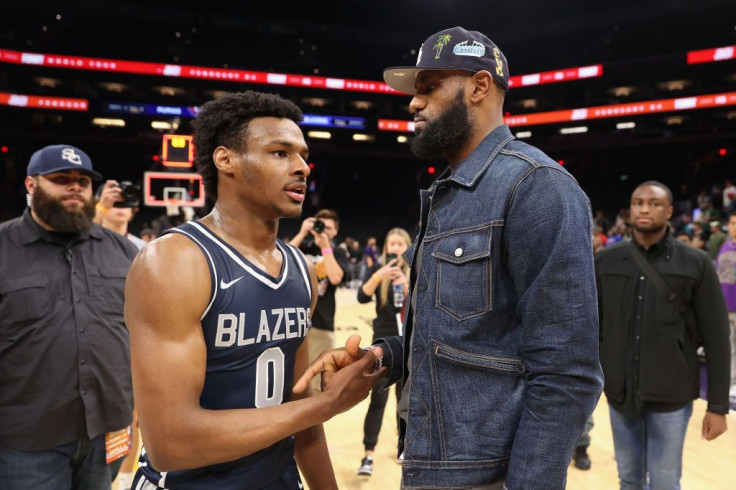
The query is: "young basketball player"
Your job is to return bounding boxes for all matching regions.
[124,91,383,489]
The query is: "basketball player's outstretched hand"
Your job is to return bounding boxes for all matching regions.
[320,350,387,414]
[293,334,374,394]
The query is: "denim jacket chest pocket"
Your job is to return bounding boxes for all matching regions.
[430,223,498,321]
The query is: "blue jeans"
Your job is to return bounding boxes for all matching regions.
[0,436,123,490]
[609,402,693,490]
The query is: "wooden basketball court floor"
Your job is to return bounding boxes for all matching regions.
[318,287,736,489]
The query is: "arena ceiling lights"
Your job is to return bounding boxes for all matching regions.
[378,91,736,131]
[687,45,735,64]
[0,48,602,95]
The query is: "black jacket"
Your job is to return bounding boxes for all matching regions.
[596,234,730,415]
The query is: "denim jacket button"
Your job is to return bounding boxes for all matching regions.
[454,247,463,257]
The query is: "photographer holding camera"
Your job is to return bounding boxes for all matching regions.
[94,179,144,489]
[290,209,350,393]
[95,180,146,250]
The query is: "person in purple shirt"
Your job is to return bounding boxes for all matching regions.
[716,210,736,402]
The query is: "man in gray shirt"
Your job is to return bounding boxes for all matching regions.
[0,145,139,489]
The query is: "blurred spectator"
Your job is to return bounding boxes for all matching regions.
[724,179,736,213]
[593,210,611,234]
[692,221,708,244]
[673,213,693,235]
[355,228,411,477]
[607,223,629,245]
[361,236,379,283]
[675,230,693,246]
[290,209,349,393]
[348,238,363,288]
[363,237,378,268]
[94,181,144,490]
[675,184,694,217]
[0,145,139,489]
[592,225,607,251]
[697,190,710,211]
[615,208,630,227]
[573,229,608,471]
[711,184,724,211]
[715,211,736,403]
[693,232,707,250]
[95,181,146,250]
[701,198,721,224]
[708,221,727,260]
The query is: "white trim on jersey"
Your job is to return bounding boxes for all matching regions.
[285,243,312,301]
[170,228,219,320]
[159,472,168,488]
[134,477,162,490]
[189,221,289,290]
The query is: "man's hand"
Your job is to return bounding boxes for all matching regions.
[702,412,727,440]
[298,217,316,236]
[97,180,123,209]
[293,335,382,394]
[311,229,331,250]
[319,349,386,414]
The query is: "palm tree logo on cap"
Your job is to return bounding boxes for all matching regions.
[433,34,452,59]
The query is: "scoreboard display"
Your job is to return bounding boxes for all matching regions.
[162,134,194,168]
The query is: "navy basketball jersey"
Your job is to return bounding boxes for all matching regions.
[136,220,312,490]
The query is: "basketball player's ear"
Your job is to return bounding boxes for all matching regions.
[213,146,236,175]
[469,70,493,103]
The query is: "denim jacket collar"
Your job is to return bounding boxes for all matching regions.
[438,124,515,188]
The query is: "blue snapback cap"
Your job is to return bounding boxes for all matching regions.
[27,144,103,181]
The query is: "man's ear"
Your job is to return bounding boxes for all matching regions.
[25,176,37,196]
[213,146,235,174]
[469,70,493,102]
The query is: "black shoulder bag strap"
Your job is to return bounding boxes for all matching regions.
[626,240,701,346]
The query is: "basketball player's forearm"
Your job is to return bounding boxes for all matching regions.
[143,394,339,471]
[294,424,338,489]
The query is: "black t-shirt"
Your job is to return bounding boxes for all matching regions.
[301,241,350,331]
[357,264,404,339]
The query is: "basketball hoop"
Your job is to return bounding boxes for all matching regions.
[163,187,186,215]
[165,198,181,216]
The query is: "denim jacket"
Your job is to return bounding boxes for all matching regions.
[378,125,603,489]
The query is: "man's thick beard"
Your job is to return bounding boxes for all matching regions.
[32,185,95,234]
[411,88,472,160]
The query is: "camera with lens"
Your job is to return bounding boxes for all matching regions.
[114,181,141,208]
[312,219,326,233]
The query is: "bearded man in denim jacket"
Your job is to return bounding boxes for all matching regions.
[297,27,603,490]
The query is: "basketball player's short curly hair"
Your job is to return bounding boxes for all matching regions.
[192,91,303,201]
